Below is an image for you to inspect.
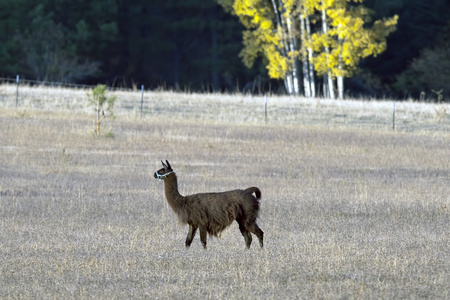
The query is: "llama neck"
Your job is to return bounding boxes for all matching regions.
[163,173,185,212]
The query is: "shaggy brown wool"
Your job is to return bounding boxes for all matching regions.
[155,160,264,249]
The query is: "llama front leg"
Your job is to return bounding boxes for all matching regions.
[186,224,198,248]
[199,225,207,249]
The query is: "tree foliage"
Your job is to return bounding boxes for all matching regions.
[0,0,115,82]
[395,31,450,98]
[0,0,259,91]
[311,1,398,79]
[233,0,284,78]
[362,0,450,98]
[220,0,397,97]
[0,0,449,98]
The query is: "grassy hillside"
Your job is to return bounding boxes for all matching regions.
[0,86,449,298]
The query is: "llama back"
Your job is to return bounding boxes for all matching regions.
[187,189,259,236]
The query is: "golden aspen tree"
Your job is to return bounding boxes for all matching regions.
[282,0,301,95]
[218,0,396,98]
[227,0,303,95]
[219,0,321,96]
[311,0,398,98]
[299,0,317,97]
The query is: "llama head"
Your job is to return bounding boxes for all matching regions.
[154,160,174,179]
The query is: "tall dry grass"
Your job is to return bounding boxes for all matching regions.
[0,89,449,298]
[1,83,449,132]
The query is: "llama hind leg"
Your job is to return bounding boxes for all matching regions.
[199,226,207,249]
[248,223,264,248]
[238,222,252,249]
[185,224,198,248]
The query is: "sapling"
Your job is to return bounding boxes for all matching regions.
[87,84,116,136]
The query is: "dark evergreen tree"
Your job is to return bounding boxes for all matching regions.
[361,0,450,97]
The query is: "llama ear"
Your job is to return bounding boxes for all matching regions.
[161,160,167,168]
[165,160,172,170]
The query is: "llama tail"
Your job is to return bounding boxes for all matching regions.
[245,187,261,200]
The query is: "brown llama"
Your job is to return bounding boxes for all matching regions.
[154,160,264,250]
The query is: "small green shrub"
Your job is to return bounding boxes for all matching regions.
[105,130,115,139]
[87,84,116,136]
[434,105,447,122]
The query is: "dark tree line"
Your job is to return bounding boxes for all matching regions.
[361,0,450,99]
[1,0,449,98]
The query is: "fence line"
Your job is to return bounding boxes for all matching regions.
[0,76,149,114]
[0,76,136,91]
[1,76,449,133]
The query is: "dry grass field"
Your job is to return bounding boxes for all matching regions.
[0,85,449,299]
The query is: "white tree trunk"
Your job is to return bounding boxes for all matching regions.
[323,73,329,98]
[327,73,335,99]
[286,14,300,95]
[321,5,335,99]
[277,0,299,95]
[271,0,294,94]
[322,73,335,99]
[300,12,311,97]
[337,75,344,99]
[285,72,294,94]
[305,14,316,98]
[270,0,281,28]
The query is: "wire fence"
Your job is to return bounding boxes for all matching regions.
[0,76,136,90]
[1,76,449,133]
[0,76,144,113]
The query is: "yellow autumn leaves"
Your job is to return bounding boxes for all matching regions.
[312,3,398,78]
[228,0,398,93]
